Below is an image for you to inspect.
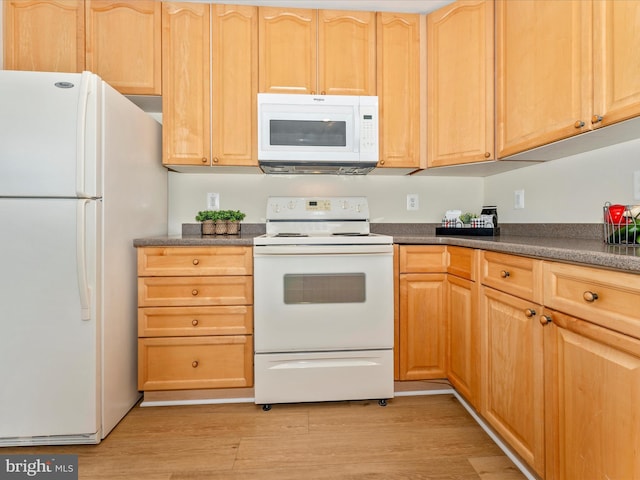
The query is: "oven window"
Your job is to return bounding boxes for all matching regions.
[270,120,347,147]
[283,273,365,304]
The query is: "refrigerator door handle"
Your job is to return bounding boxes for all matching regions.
[76,199,92,320]
[76,71,92,198]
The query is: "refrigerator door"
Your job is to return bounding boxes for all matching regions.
[0,198,99,443]
[0,71,98,198]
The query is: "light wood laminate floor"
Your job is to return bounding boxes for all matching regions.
[3,394,526,479]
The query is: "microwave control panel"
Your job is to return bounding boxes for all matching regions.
[359,98,378,156]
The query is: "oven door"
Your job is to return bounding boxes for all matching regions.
[253,244,393,353]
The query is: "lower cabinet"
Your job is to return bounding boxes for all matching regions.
[136,246,254,393]
[480,286,545,476]
[543,308,640,480]
[446,246,479,410]
[397,246,447,380]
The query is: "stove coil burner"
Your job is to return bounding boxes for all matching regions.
[274,233,309,237]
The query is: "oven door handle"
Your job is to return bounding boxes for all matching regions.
[253,245,393,256]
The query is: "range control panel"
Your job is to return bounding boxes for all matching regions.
[266,196,369,221]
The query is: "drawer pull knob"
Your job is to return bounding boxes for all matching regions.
[192,361,199,368]
[574,120,585,128]
[539,315,552,326]
[192,319,199,326]
[591,114,603,124]
[583,291,598,302]
[524,308,536,318]
[500,270,510,278]
[192,259,199,265]
[192,289,199,296]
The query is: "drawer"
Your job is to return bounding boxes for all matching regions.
[480,251,542,303]
[447,246,477,281]
[138,276,253,307]
[138,335,253,390]
[138,305,253,337]
[399,245,448,273]
[543,262,640,339]
[138,246,252,276]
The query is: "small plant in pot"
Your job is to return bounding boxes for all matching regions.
[195,210,220,235]
[224,210,246,234]
[216,209,246,235]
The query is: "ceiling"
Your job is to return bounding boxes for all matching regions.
[205,0,456,14]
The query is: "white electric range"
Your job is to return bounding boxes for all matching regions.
[253,196,394,410]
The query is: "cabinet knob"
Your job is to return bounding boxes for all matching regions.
[213,157,219,163]
[591,114,603,124]
[192,361,199,368]
[379,160,385,166]
[484,152,491,158]
[201,157,208,164]
[192,289,199,296]
[524,308,536,318]
[192,319,199,327]
[321,91,326,95]
[192,259,199,265]
[500,270,510,278]
[574,120,585,128]
[583,291,598,302]
[539,315,553,326]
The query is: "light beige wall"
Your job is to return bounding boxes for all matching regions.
[168,137,640,234]
[167,173,484,235]
[484,138,640,223]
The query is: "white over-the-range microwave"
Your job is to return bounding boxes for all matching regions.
[257,93,379,174]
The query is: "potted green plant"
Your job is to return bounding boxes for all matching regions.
[224,210,246,235]
[195,210,220,235]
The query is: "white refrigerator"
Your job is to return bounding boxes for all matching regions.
[0,71,167,446]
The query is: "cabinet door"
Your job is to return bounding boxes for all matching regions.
[447,274,479,409]
[161,2,211,166]
[86,0,161,95]
[593,0,640,128]
[481,286,545,476]
[3,0,84,72]
[496,0,591,158]
[318,10,376,96]
[544,309,640,480]
[258,7,317,94]
[211,5,258,167]
[427,0,494,167]
[376,12,425,169]
[399,273,447,380]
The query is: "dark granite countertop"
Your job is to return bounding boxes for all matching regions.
[134,223,640,274]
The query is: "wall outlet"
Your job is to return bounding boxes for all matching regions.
[514,189,525,209]
[407,194,419,211]
[207,192,220,210]
[634,171,640,200]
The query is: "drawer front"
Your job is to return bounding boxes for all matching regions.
[138,305,253,337]
[138,336,253,390]
[480,251,542,303]
[138,246,252,276]
[447,246,477,281]
[399,245,448,273]
[544,262,640,339]
[138,276,253,307]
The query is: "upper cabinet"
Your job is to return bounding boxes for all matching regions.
[376,12,425,170]
[427,0,494,167]
[258,7,376,95]
[592,0,640,129]
[496,0,590,158]
[162,2,258,168]
[497,0,640,158]
[211,5,258,167]
[162,2,210,167]
[3,0,85,73]
[86,1,161,95]
[3,0,161,95]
